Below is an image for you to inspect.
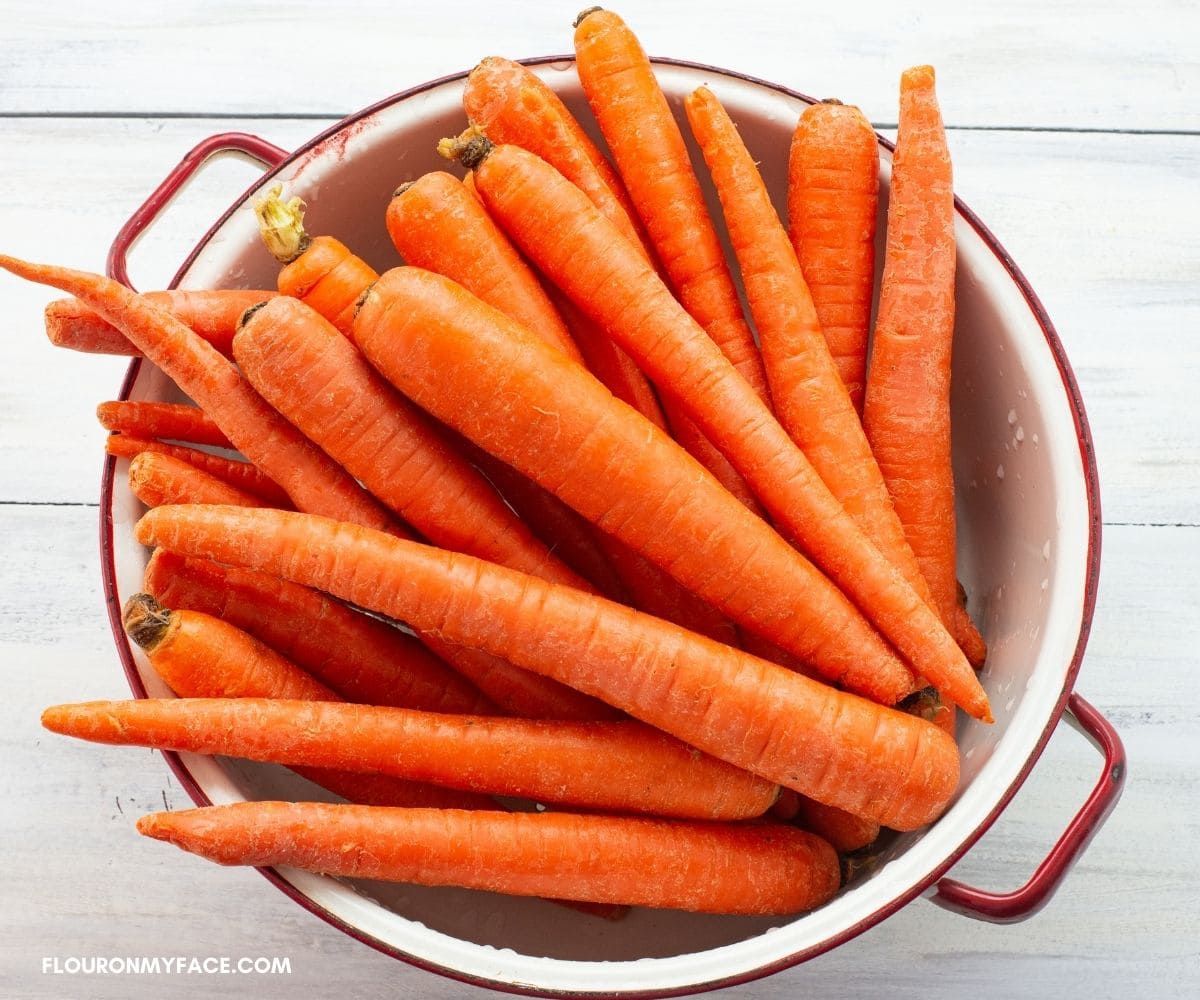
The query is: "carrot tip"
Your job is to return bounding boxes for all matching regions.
[573,5,603,27]
[135,813,170,839]
[436,126,493,171]
[253,183,311,265]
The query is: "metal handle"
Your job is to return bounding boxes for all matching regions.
[106,132,289,290]
[931,692,1125,923]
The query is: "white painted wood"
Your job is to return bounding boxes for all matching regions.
[1,0,1198,130]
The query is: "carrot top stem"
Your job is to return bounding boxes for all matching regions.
[437,126,493,170]
[237,300,270,329]
[122,593,172,653]
[253,184,311,264]
[574,6,603,27]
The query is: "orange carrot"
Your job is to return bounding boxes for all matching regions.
[135,802,840,915]
[136,504,961,830]
[0,255,397,531]
[572,8,770,404]
[387,171,584,364]
[97,400,232,449]
[120,593,488,811]
[792,796,881,854]
[451,141,990,720]
[128,450,269,509]
[106,435,291,508]
[862,66,964,638]
[44,698,779,821]
[44,289,273,357]
[232,296,594,591]
[787,100,879,413]
[254,185,379,337]
[142,549,493,715]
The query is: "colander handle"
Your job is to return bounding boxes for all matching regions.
[107,132,289,290]
[930,692,1125,923]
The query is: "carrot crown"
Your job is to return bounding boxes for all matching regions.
[123,593,173,653]
[573,5,603,27]
[436,126,493,171]
[254,183,311,265]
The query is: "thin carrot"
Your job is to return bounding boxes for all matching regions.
[449,141,990,720]
[120,593,488,811]
[254,185,379,337]
[106,435,290,508]
[136,505,961,830]
[128,450,269,509]
[97,400,233,449]
[135,802,840,915]
[787,100,879,413]
[44,289,273,357]
[0,255,397,531]
[232,296,594,591]
[862,66,965,639]
[792,797,881,854]
[142,549,493,715]
[572,7,770,404]
[44,698,779,821]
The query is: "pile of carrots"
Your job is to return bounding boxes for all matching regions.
[14,8,988,920]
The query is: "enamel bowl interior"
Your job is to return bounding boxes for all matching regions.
[105,60,1094,995]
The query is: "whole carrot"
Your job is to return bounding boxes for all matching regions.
[44,698,779,821]
[0,255,397,531]
[449,141,989,720]
[862,66,963,636]
[136,505,961,831]
[787,100,879,413]
[106,435,290,508]
[143,549,493,715]
[572,8,771,403]
[98,400,233,449]
[44,289,273,357]
[129,451,269,509]
[120,593,489,812]
[136,802,840,915]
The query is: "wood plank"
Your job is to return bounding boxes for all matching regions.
[0,0,1197,130]
[1,117,1195,525]
[1,504,1191,996]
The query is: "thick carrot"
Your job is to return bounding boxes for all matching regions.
[387,171,584,364]
[254,185,379,337]
[356,266,912,707]
[97,400,232,449]
[44,289,273,357]
[44,698,778,821]
[572,7,770,404]
[142,549,493,715]
[862,66,964,637]
[452,142,990,720]
[129,450,269,509]
[120,593,487,811]
[232,296,593,592]
[0,255,397,531]
[792,797,881,854]
[136,505,961,830]
[136,802,840,915]
[786,100,879,413]
[106,435,290,508]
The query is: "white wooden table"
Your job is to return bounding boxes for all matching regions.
[2,2,1197,997]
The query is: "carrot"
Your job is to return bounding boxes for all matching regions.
[254,185,379,337]
[106,435,291,508]
[135,802,840,915]
[44,698,778,821]
[142,549,493,715]
[136,505,961,830]
[572,8,770,404]
[792,796,881,854]
[786,100,879,413]
[44,289,273,357]
[0,255,397,531]
[862,66,966,640]
[448,141,990,720]
[232,296,594,592]
[128,450,269,509]
[120,593,488,811]
[387,171,584,364]
[97,400,233,449]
